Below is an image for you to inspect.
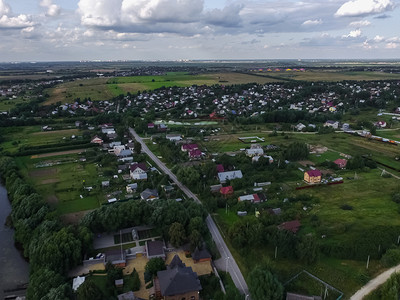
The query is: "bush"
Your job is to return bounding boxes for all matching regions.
[381,248,400,267]
[340,204,353,210]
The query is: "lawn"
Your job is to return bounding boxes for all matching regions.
[0,97,27,111]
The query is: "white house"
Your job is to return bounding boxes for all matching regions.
[218,170,243,183]
[166,134,182,142]
[246,148,264,157]
[130,163,148,180]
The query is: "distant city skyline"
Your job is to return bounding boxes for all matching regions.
[0,0,399,62]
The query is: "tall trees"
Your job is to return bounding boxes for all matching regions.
[77,280,104,300]
[248,267,284,300]
[284,142,309,161]
[169,222,186,247]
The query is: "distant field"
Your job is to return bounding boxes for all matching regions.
[255,70,400,81]
[44,72,281,104]
[0,126,80,154]
[44,78,113,105]
[0,97,27,111]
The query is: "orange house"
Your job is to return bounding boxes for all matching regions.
[304,170,321,184]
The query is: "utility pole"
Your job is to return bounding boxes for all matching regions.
[275,246,278,259]
[366,255,370,269]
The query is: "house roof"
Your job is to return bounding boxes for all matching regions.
[157,258,202,296]
[141,188,159,200]
[216,164,225,173]
[218,170,243,182]
[306,169,321,177]
[182,143,199,151]
[189,149,202,157]
[146,240,165,257]
[130,162,148,172]
[220,186,233,195]
[192,248,211,261]
[334,159,347,167]
[169,254,185,269]
[278,220,301,233]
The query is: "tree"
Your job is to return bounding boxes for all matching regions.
[27,268,65,300]
[134,141,142,155]
[381,249,400,267]
[41,284,72,300]
[77,280,104,300]
[176,167,201,187]
[296,235,319,264]
[284,142,308,160]
[145,257,166,280]
[130,268,141,291]
[169,222,186,247]
[248,267,284,300]
[189,229,202,251]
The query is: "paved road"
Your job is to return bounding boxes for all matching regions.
[129,128,250,297]
[350,264,400,300]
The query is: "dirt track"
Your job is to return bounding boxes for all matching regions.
[31,149,86,158]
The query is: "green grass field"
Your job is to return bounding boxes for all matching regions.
[0,97,27,111]
[15,153,103,215]
[0,126,81,154]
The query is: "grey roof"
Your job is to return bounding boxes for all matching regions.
[218,170,243,183]
[168,255,185,269]
[192,248,211,261]
[146,240,165,258]
[118,291,144,300]
[118,149,132,157]
[157,263,202,296]
[141,188,159,200]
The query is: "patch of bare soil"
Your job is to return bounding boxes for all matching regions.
[298,160,315,167]
[31,149,86,158]
[41,178,60,184]
[47,195,59,204]
[309,145,328,154]
[29,168,58,178]
[60,209,94,225]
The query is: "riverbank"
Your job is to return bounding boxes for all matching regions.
[0,184,29,298]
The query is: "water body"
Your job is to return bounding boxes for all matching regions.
[0,183,29,297]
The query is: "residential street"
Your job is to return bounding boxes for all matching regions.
[129,127,250,297]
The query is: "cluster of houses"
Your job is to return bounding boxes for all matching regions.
[124,80,400,121]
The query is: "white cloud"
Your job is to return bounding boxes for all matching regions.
[335,0,395,17]
[342,29,362,38]
[40,0,61,17]
[78,0,123,26]
[386,42,398,48]
[0,14,34,28]
[0,0,10,15]
[302,19,323,26]
[349,20,371,27]
[373,35,384,42]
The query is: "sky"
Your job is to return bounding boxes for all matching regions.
[0,0,399,61]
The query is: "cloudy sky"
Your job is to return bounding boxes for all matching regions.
[0,0,399,61]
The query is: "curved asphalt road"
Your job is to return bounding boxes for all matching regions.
[129,128,249,297]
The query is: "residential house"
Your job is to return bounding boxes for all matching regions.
[252,155,273,164]
[154,255,202,300]
[126,183,138,193]
[278,220,301,233]
[238,193,265,203]
[333,159,347,169]
[181,143,199,152]
[148,123,155,129]
[72,276,86,291]
[295,123,306,131]
[216,164,225,173]
[218,170,243,183]
[324,120,340,129]
[166,134,182,142]
[130,163,148,180]
[192,248,212,263]
[146,240,166,260]
[210,184,222,193]
[245,147,264,157]
[91,136,103,145]
[374,121,387,128]
[189,149,202,160]
[304,170,321,184]
[220,186,234,198]
[141,188,159,201]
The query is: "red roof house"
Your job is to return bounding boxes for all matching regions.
[181,144,199,152]
[278,220,301,233]
[220,186,233,197]
[334,158,347,169]
[304,169,322,184]
[189,149,202,159]
[216,164,225,173]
